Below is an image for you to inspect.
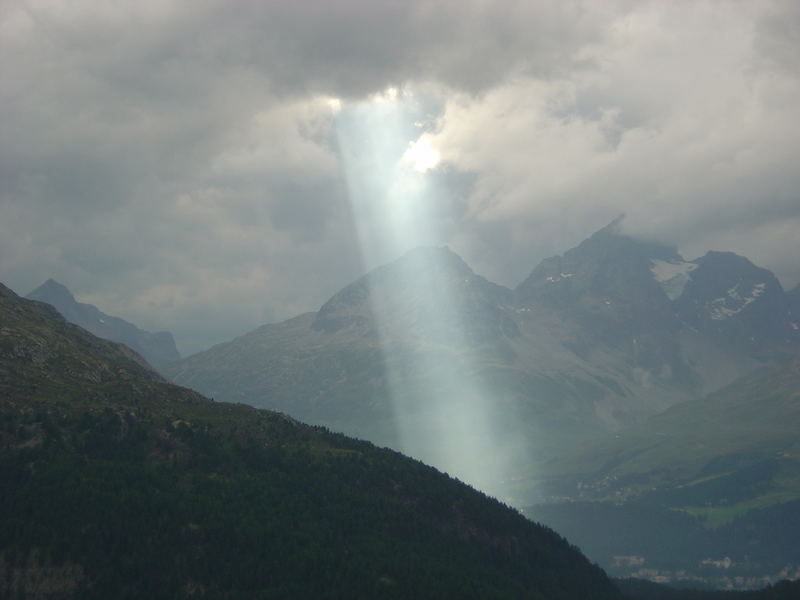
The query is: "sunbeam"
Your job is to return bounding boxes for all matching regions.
[333,89,512,497]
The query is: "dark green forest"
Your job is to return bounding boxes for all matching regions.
[0,402,618,599]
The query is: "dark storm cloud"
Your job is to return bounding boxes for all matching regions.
[176,0,607,98]
[1,0,799,354]
[1,0,611,352]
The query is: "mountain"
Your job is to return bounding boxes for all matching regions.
[540,360,800,502]
[0,281,624,599]
[514,220,798,396]
[165,246,620,496]
[312,246,517,343]
[525,360,800,587]
[672,252,797,356]
[164,223,800,503]
[26,279,180,367]
[788,284,800,326]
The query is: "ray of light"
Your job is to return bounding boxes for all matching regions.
[333,89,515,497]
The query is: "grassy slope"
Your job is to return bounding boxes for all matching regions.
[543,361,800,519]
[523,362,800,586]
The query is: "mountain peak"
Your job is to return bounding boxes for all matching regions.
[673,250,791,348]
[311,246,512,339]
[315,246,478,324]
[515,220,681,310]
[582,218,679,260]
[592,214,625,236]
[694,250,770,275]
[27,278,78,308]
[376,245,476,281]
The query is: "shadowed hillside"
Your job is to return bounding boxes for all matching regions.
[0,282,622,599]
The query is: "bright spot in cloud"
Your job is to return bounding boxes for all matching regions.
[402,135,440,173]
[326,97,342,113]
[371,86,401,104]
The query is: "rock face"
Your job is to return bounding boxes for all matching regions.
[26,279,180,367]
[673,251,796,354]
[164,222,800,503]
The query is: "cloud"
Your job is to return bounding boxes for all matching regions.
[1,0,799,353]
[426,2,800,288]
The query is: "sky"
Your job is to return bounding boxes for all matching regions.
[2,0,799,355]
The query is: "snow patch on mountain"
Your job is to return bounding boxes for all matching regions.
[709,282,766,320]
[545,273,574,283]
[650,259,698,300]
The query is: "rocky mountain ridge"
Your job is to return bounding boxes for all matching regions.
[165,223,800,503]
[26,279,180,367]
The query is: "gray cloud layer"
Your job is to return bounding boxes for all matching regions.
[2,0,798,354]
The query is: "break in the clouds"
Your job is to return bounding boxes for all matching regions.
[1,0,799,354]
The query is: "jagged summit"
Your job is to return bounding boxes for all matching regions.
[513,223,683,362]
[515,220,681,308]
[581,215,678,256]
[512,221,800,366]
[25,279,180,367]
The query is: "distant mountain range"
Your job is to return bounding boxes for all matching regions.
[0,282,625,599]
[26,279,180,367]
[164,221,800,503]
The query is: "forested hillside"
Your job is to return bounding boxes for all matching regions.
[0,283,622,599]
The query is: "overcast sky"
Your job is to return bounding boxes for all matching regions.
[2,0,799,355]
